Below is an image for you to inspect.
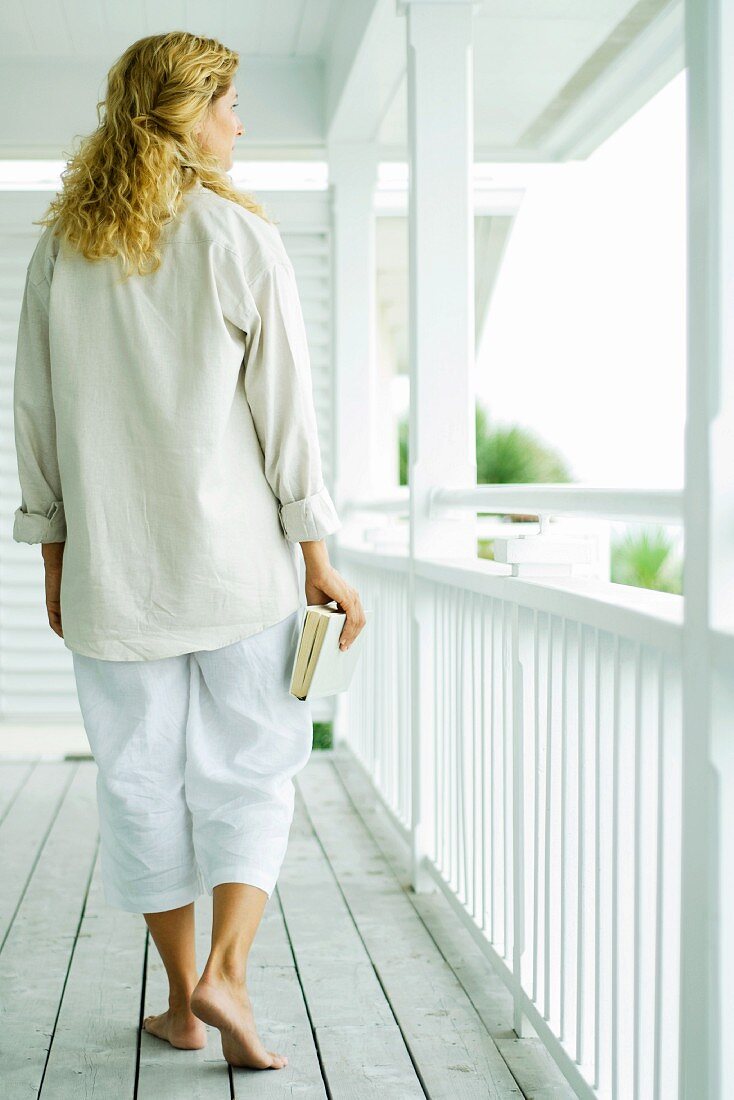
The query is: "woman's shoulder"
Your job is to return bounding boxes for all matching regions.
[182,185,289,277]
[27,220,63,288]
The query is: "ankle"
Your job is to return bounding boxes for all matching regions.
[168,992,196,1013]
[166,970,197,1008]
[199,956,248,986]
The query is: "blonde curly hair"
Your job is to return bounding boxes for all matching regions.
[37,31,273,278]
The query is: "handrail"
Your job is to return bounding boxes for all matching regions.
[341,484,683,524]
[430,484,683,523]
[336,543,683,652]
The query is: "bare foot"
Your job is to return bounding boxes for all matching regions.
[142,1007,208,1050]
[190,975,288,1070]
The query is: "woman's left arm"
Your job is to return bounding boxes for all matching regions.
[13,264,66,637]
[13,267,67,546]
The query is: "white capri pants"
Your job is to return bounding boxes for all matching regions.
[71,609,312,914]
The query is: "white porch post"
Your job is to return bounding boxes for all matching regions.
[682,1,734,1096]
[397,0,479,892]
[328,142,378,747]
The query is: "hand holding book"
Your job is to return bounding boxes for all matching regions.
[289,602,372,700]
[299,550,366,652]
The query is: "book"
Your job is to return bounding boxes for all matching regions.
[289,602,371,701]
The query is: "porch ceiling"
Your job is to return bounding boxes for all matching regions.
[0,0,682,161]
[380,0,682,158]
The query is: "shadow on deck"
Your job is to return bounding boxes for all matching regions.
[0,749,574,1098]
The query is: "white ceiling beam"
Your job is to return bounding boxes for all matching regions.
[326,0,404,142]
[537,0,684,161]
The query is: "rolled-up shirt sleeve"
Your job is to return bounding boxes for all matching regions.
[242,261,342,543]
[12,269,66,544]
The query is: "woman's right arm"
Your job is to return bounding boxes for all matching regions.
[299,539,365,652]
[241,259,365,650]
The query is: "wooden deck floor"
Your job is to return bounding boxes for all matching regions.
[0,748,574,1099]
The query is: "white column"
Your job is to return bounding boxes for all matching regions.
[328,142,379,530]
[328,142,378,748]
[397,0,479,892]
[712,4,734,1096]
[681,1,734,1096]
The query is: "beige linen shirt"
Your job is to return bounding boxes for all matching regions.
[12,181,341,660]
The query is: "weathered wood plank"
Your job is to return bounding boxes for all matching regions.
[297,758,522,1099]
[315,1022,432,1098]
[0,761,99,1096]
[276,787,422,1098]
[0,760,74,945]
[279,790,401,1029]
[0,761,34,821]
[39,847,147,1098]
[332,750,577,1099]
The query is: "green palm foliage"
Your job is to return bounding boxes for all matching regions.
[398,404,572,486]
[611,526,682,594]
[475,406,572,484]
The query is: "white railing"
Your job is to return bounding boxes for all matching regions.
[336,549,412,834]
[334,487,686,1100]
[344,484,683,520]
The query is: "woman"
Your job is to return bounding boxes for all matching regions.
[12,31,365,1071]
